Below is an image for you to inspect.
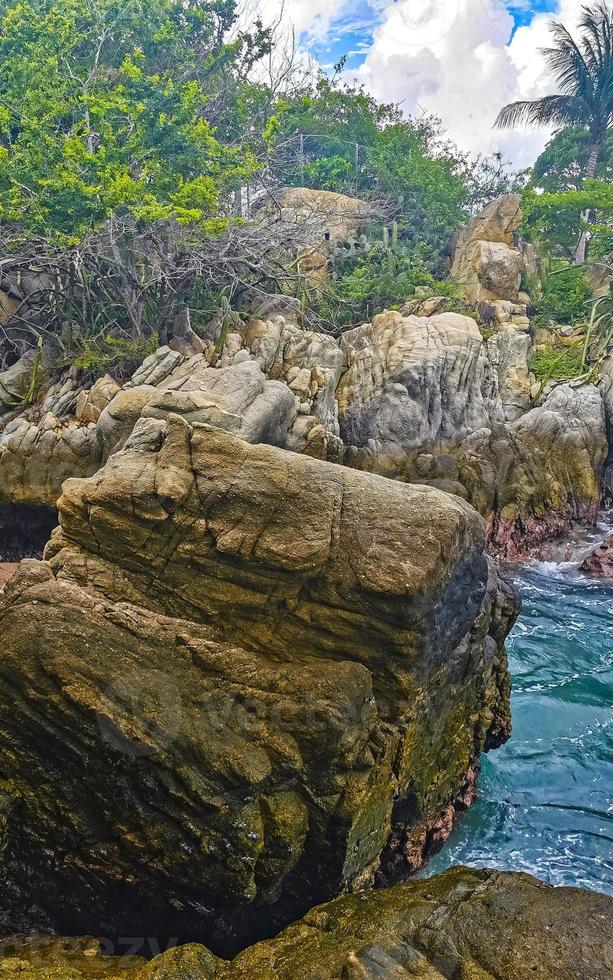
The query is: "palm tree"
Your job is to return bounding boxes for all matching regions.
[495,1,613,265]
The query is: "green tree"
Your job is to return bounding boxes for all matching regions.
[531,127,613,192]
[495,1,613,264]
[523,177,613,265]
[264,72,517,276]
[0,0,261,239]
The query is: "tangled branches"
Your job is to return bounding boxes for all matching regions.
[0,194,385,373]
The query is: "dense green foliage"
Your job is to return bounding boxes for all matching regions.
[0,0,263,239]
[0,0,608,370]
[531,128,613,192]
[524,130,613,259]
[534,267,593,325]
[312,243,466,330]
[529,344,584,382]
[264,73,520,276]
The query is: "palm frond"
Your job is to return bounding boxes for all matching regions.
[580,2,613,66]
[494,95,586,131]
[544,22,594,97]
[579,5,606,72]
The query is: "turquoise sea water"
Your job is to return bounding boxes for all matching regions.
[426,537,613,895]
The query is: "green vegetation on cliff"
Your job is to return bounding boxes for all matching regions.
[0,0,609,362]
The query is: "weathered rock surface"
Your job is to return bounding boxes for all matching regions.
[0,418,517,954]
[600,355,613,502]
[0,192,593,562]
[0,318,346,512]
[488,384,607,559]
[452,195,524,306]
[487,329,533,422]
[0,936,146,978]
[336,310,606,555]
[587,252,612,298]
[451,194,540,322]
[337,310,503,483]
[0,364,101,509]
[0,285,607,559]
[271,187,373,246]
[220,866,613,980]
[454,195,522,250]
[4,868,612,979]
[580,534,613,577]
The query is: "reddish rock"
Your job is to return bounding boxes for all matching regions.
[0,563,18,588]
[580,535,613,578]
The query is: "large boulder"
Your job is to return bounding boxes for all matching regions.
[452,194,539,309]
[454,194,522,249]
[454,239,524,304]
[99,354,297,458]
[488,383,607,558]
[0,418,517,953]
[486,329,533,421]
[270,187,373,246]
[335,309,607,556]
[337,310,503,484]
[221,867,613,980]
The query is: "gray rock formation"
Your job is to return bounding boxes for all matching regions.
[0,303,608,559]
[337,310,502,485]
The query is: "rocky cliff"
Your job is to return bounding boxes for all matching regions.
[2,304,607,560]
[1,195,610,565]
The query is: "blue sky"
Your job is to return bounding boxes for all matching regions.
[308,0,561,71]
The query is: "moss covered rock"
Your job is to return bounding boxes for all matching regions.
[219,867,613,980]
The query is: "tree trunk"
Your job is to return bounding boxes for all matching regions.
[573,139,603,266]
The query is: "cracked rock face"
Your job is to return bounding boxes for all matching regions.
[0,418,517,954]
[3,868,612,979]
[337,310,503,481]
[336,313,606,556]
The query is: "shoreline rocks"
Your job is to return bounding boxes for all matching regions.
[580,534,613,577]
[2,307,608,564]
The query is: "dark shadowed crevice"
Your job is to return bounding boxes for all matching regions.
[0,504,57,561]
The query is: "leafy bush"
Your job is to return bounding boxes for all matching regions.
[535,268,593,325]
[0,0,260,241]
[313,244,462,331]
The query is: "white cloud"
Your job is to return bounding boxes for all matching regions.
[254,0,608,166]
[254,0,348,39]
[356,0,605,166]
